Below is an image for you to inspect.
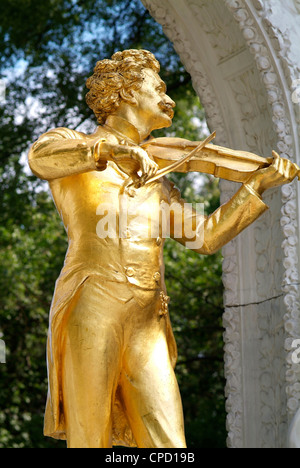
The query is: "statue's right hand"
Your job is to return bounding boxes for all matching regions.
[93,140,158,182]
[127,146,158,183]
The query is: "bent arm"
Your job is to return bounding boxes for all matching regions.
[28,128,105,181]
[169,183,268,255]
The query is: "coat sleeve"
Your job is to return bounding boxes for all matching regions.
[168,181,268,255]
[28,127,107,181]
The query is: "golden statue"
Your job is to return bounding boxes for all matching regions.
[28,49,299,448]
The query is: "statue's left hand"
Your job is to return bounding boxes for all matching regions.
[245,151,300,195]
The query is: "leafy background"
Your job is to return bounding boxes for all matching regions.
[0,0,226,448]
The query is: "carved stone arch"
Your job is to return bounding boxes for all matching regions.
[141,0,300,448]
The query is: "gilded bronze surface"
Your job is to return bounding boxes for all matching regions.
[28,49,299,448]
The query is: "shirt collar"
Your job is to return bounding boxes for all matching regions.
[104,115,141,145]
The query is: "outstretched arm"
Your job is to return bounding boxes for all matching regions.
[169,152,299,255]
[169,182,268,255]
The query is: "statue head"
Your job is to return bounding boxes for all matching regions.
[86,49,166,126]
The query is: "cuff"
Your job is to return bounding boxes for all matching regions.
[244,183,262,200]
[93,138,108,171]
[238,183,269,214]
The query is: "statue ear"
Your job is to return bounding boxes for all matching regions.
[120,89,138,107]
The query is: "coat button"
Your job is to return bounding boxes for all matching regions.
[125,267,135,277]
[153,272,161,283]
[127,188,136,198]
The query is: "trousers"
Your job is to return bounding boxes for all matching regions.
[61,276,187,448]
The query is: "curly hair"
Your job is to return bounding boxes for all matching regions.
[86,49,160,125]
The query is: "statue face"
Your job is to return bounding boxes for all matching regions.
[133,68,176,131]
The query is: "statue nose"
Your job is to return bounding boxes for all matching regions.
[167,97,176,108]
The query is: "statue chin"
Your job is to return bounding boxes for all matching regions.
[289,409,300,448]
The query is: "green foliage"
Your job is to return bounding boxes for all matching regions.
[0,0,226,448]
[0,191,67,448]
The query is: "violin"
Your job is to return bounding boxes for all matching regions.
[141,131,278,184]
